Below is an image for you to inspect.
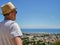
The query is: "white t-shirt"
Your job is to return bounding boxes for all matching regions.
[0,20,23,45]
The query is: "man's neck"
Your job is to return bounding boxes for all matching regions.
[4,18,10,20]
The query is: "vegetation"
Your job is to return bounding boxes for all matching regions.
[53,40,60,45]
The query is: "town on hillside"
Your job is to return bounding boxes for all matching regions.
[22,33,60,45]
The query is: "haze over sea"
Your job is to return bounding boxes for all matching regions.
[22,29,60,34]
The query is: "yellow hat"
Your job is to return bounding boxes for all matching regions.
[1,2,16,15]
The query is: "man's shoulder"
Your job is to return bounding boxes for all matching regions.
[8,20,19,27]
[0,20,15,26]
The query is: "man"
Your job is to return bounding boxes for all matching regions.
[0,2,23,45]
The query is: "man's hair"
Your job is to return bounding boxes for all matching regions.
[3,13,10,16]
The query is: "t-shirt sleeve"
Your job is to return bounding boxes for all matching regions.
[10,22,23,38]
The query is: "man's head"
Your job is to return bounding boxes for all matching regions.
[4,9,17,21]
[1,2,17,21]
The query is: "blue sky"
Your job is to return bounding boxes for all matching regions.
[0,0,60,29]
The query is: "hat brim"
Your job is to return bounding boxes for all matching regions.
[0,8,17,15]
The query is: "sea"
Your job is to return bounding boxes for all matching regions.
[21,29,60,34]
